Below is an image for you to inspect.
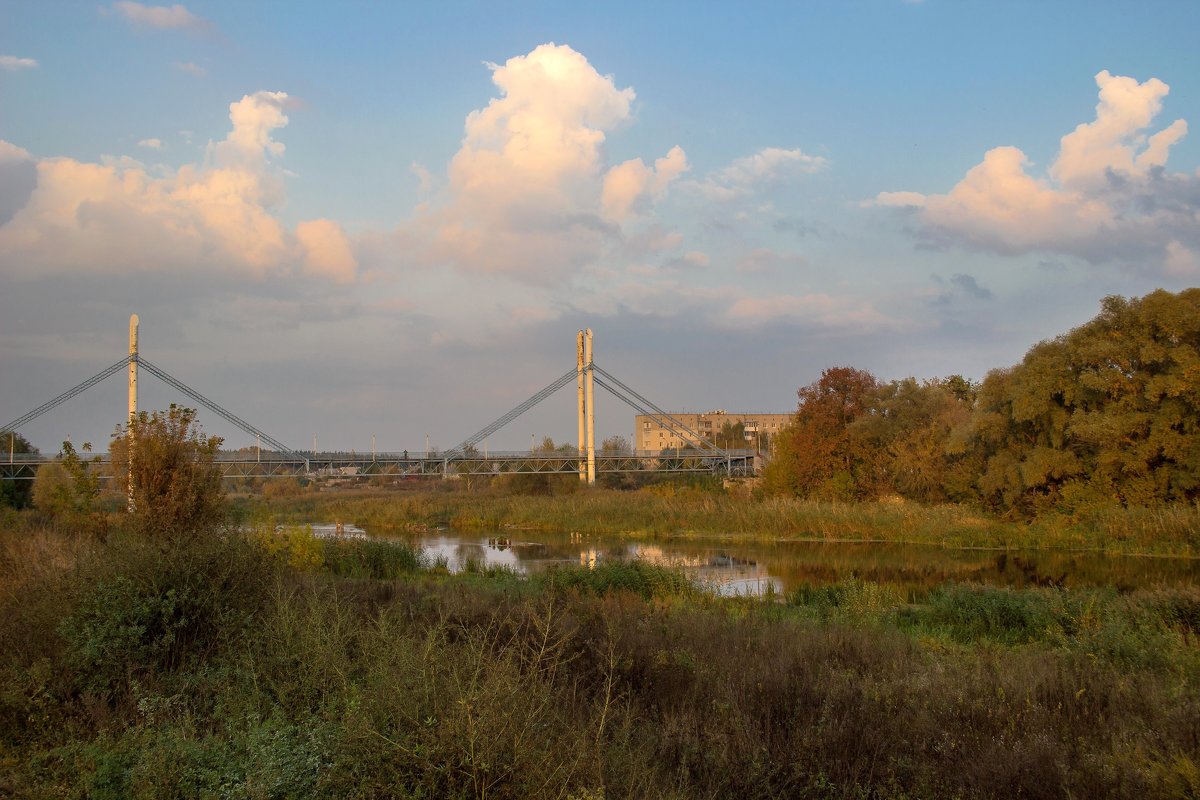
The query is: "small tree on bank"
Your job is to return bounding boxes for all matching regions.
[110,405,226,542]
[31,441,103,526]
[1,431,37,509]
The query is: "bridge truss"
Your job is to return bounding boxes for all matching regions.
[1,448,755,481]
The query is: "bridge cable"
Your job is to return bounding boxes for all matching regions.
[591,377,732,467]
[591,377,695,443]
[444,367,579,458]
[591,364,728,458]
[1,356,132,435]
[137,358,305,461]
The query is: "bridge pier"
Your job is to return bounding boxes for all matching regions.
[585,328,595,486]
[127,314,138,512]
[576,329,598,485]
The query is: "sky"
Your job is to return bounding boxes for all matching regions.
[2,0,1199,454]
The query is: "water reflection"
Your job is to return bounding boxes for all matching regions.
[377,528,1200,596]
[307,522,367,540]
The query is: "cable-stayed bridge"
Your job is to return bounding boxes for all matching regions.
[1,322,758,482]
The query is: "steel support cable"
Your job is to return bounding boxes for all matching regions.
[445,367,579,458]
[137,358,304,460]
[591,364,728,457]
[592,377,727,464]
[1,356,132,434]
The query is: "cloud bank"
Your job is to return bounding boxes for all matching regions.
[874,71,1199,274]
[414,43,691,281]
[0,41,858,343]
[0,91,356,282]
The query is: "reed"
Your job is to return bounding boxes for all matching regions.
[242,487,1200,556]
[3,522,1200,798]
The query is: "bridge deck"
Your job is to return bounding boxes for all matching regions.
[0,450,760,479]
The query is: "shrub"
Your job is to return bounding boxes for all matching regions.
[58,532,271,697]
[536,561,696,601]
[911,584,1060,645]
[109,406,226,543]
[321,538,424,580]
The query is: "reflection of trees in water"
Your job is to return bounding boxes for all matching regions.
[455,542,487,568]
[710,553,757,568]
[421,530,1199,592]
[993,553,1066,589]
[767,547,1198,593]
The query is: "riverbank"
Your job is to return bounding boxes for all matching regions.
[241,486,1200,557]
[2,524,1199,798]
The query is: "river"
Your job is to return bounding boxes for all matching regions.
[333,524,1200,596]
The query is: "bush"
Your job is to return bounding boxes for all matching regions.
[58,532,271,697]
[789,578,906,622]
[536,561,696,601]
[907,584,1060,645]
[321,538,424,580]
[109,406,226,543]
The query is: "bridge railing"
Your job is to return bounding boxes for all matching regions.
[2,448,763,479]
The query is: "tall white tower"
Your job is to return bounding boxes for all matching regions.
[127,314,139,512]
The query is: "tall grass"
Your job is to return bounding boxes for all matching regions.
[244,487,1200,556]
[4,520,1200,798]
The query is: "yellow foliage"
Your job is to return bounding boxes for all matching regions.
[254,523,324,571]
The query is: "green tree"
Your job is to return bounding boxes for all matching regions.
[0,431,37,509]
[973,289,1200,513]
[714,421,747,450]
[849,377,979,503]
[32,441,103,522]
[109,405,226,541]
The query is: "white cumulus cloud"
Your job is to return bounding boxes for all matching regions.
[297,219,358,283]
[412,42,688,283]
[601,145,689,220]
[0,91,356,283]
[1052,70,1188,192]
[875,71,1199,269]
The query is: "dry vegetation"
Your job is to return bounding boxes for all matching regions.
[2,511,1200,798]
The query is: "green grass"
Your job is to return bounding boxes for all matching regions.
[533,560,699,601]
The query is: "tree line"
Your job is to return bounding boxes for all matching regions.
[763,289,1200,516]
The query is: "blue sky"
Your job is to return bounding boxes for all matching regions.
[2,1,1199,453]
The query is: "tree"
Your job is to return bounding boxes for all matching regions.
[848,377,979,503]
[0,431,37,509]
[32,441,103,524]
[762,367,879,499]
[714,422,747,450]
[109,405,226,541]
[494,436,580,496]
[600,435,631,455]
[972,289,1200,513]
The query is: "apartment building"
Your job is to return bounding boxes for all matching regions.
[634,410,794,453]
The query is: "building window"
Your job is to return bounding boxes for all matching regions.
[643,421,651,430]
